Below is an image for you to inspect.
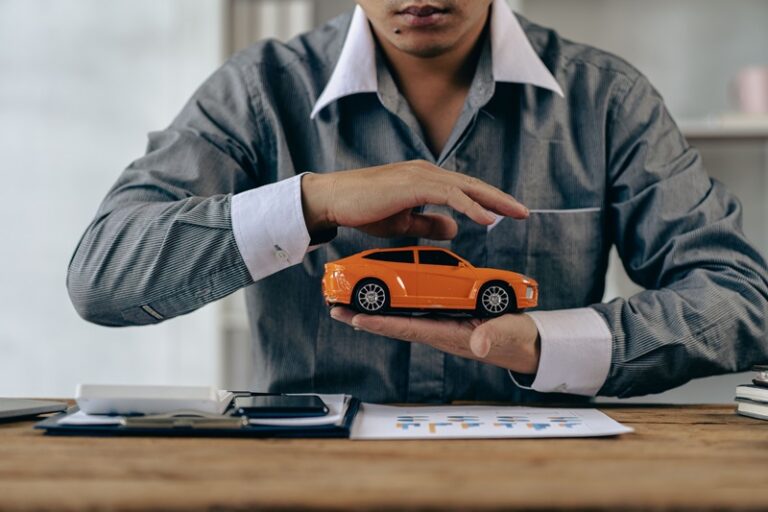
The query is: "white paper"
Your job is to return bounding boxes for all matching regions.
[58,410,123,426]
[350,404,633,439]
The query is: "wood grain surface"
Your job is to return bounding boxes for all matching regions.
[0,404,766,511]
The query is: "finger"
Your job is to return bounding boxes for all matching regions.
[459,177,529,220]
[400,213,458,240]
[351,314,450,343]
[351,314,430,341]
[469,329,492,358]
[416,183,497,226]
[329,306,357,326]
[351,314,476,357]
[469,317,505,358]
[469,314,524,359]
[417,166,528,219]
[357,212,459,240]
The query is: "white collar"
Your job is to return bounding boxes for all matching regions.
[311,0,563,119]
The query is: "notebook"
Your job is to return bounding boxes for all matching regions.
[735,383,768,421]
[75,384,235,415]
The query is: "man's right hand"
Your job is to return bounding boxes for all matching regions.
[301,160,528,240]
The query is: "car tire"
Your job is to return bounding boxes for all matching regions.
[352,279,390,314]
[476,282,515,317]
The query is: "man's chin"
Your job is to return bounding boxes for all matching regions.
[391,38,457,59]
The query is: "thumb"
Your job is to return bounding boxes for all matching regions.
[469,321,498,358]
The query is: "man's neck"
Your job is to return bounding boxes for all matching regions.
[376,27,486,90]
[370,14,490,156]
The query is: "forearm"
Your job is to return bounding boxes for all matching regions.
[594,184,768,397]
[594,251,768,397]
[67,54,279,326]
[67,194,252,326]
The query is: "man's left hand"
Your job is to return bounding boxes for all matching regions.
[330,308,541,375]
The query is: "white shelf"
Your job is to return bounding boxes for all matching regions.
[680,116,768,140]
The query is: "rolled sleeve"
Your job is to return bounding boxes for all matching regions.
[231,173,312,282]
[508,308,612,396]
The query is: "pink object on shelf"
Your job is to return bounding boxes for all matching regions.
[734,66,768,114]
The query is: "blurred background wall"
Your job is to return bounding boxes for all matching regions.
[0,0,227,396]
[1,0,766,402]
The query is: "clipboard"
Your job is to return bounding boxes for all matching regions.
[35,398,360,439]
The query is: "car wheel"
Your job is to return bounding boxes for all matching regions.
[476,282,515,317]
[352,279,390,314]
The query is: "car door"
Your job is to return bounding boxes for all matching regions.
[415,249,477,309]
[361,249,420,307]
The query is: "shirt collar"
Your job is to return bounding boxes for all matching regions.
[310,0,563,119]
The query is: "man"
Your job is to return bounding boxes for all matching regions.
[67,0,768,402]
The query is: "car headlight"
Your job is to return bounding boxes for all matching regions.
[525,286,535,299]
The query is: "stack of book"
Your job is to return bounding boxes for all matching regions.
[735,365,768,420]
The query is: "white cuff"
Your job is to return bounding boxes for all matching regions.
[231,174,312,282]
[509,308,612,396]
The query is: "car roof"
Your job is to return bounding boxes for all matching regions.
[360,246,470,265]
[361,245,456,255]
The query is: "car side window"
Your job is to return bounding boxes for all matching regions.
[418,250,461,266]
[363,250,415,263]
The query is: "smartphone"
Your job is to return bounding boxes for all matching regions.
[232,394,329,418]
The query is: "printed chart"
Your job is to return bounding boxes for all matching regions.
[351,404,633,439]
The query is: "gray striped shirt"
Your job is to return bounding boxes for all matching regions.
[67,9,768,402]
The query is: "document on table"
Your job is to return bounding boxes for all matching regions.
[350,404,633,439]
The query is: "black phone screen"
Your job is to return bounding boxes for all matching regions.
[233,395,329,418]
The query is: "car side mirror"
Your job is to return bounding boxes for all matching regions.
[458,261,467,268]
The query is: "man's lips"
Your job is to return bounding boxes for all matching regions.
[399,5,448,17]
[396,5,451,28]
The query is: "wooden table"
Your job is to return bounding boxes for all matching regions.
[0,404,766,511]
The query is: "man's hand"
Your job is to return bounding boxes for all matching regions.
[330,307,541,375]
[301,160,528,239]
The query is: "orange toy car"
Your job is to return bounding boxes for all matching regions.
[322,246,538,317]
